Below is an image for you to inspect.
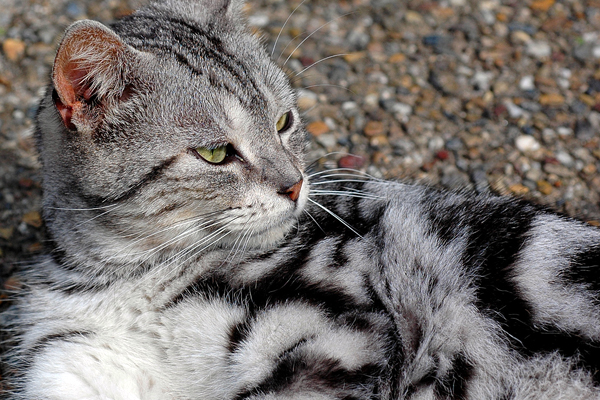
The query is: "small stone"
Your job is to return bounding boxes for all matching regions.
[526,40,552,58]
[364,121,385,137]
[519,75,535,91]
[338,155,365,170]
[539,93,565,106]
[316,133,336,149]
[555,150,574,166]
[509,183,530,195]
[405,11,424,24]
[436,150,450,160]
[536,180,553,195]
[446,138,464,151]
[296,89,317,110]
[341,101,359,117]
[343,52,366,63]
[248,13,269,27]
[391,103,412,122]
[515,135,541,152]
[579,93,596,106]
[306,121,329,136]
[557,127,573,136]
[531,0,555,12]
[472,71,494,91]
[22,211,43,228]
[2,38,26,61]
[504,100,526,118]
[388,53,406,64]
[511,31,532,44]
[0,226,14,240]
[583,163,597,174]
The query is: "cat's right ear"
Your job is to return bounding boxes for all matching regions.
[52,20,136,131]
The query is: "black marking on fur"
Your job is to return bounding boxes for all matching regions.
[561,243,600,297]
[424,195,600,382]
[112,155,178,202]
[78,156,178,207]
[434,353,474,399]
[25,331,91,359]
[234,351,380,399]
[227,320,251,353]
[114,14,265,107]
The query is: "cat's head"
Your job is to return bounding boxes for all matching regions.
[37,0,308,270]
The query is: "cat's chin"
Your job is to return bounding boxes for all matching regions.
[223,218,298,250]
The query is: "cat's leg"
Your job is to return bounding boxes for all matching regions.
[20,332,169,400]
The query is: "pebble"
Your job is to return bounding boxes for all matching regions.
[338,154,365,169]
[21,211,42,228]
[526,41,552,58]
[2,38,26,61]
[555,150,574,166]
[531,0,555,12]
[504,100,527,118]
[391,103,412,122]
[472,71,494,92]
[364,121,384,137]
[315,133,337,150]
[306,121,329,136]
[539,93,565,106]
[509,183,530,195]
[515,135,541,152]
[296,89,318,110]
[557,127,573,136]
[519,76,535,91]
[537,180,553,195]
[511,31,532,44]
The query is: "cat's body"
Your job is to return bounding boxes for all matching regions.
[3,0,600,399]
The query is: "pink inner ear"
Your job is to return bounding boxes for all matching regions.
[51,21,129,130]
[53,61,91,130]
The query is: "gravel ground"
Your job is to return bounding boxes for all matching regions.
[1,0,600,389]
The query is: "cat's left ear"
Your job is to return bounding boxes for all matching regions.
[52,20,139,131]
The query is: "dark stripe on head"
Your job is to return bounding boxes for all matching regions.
[76,156,178,208]
[113,14,266,108]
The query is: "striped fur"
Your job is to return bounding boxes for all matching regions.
[3,1,600,399]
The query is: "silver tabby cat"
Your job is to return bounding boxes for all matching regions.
[3,0,600,398]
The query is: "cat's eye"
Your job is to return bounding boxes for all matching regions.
[276,111,293,133]
[196,145,228,164]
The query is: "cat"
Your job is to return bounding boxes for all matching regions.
[2,0,600,398]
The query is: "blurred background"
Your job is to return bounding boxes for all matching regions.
[0,0,599,340]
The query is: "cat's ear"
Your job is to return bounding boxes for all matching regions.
[52,20,136,131]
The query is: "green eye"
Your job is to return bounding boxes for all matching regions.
[196,145,228,164]
[276,111,292,133]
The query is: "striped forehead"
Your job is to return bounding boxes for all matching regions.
[116,13,267,108]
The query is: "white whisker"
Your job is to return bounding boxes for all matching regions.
[271,0,308,57]
[307,198,362,238]
[303,83,355,94]
[303,209,325,234]
[309,191,382,200]
[294,54,349,77]
[282,12,356,67]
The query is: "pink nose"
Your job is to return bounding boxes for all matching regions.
[284,179,303,202]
